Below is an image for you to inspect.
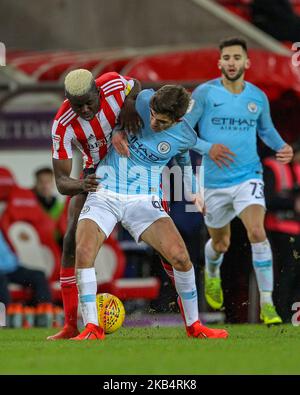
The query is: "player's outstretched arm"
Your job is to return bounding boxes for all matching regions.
[257,92,289,156]
[53,158,100,196]
[276,144,294,164]
[118,78,143,133]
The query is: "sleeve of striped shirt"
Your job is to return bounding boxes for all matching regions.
[98,72,134,99]
[51,120,74,160]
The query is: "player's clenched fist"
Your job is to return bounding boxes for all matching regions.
[81,174,100,192]
[276,144,294,164]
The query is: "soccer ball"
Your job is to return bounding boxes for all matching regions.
[96,293,125,334]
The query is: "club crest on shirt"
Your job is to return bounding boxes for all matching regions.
[80,206,90,215]
[157,142,171,154]
[52,134,60,152]
[247,102,258,113]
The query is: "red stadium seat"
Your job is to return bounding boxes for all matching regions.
[217,0,252,21]
[122,48,300,101]
[7,49,136,82]
[9,51,74,77]
[94,58,134,78]
[34,53,90,81]
[0,186,61,302]
[122,49,220,83]
[291,0,300,15]
[0,167,17,202]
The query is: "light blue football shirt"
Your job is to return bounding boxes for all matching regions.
[0,230,19,274]
[185,78,286,188]
[96,89,204,195]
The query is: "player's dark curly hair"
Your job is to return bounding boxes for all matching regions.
[150,85,190,121]
[219,37,248,53]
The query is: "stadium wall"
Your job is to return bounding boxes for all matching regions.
[1,0,262,50]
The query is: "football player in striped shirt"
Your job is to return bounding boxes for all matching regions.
[47,69,141,340]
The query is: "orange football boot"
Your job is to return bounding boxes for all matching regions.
[187,320,228,339]
[70,323,105,341]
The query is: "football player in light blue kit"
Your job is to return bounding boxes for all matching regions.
[73,85,229,340]
[185,37,294,325]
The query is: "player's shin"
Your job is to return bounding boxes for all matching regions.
[251,239,274,306]
[205,239,223,277]
[173,266,199,326]
[60,266,78,328]
[76,267,98,326]
[251,239,282,324]
[160,257,175,286]
[159,256,188,326]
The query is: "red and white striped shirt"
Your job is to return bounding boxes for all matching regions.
[52,72,134,169]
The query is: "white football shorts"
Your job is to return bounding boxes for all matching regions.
[204,178,266,229]
[78,189,169,243]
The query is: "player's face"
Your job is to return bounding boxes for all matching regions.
[35,173,55,198]
[219,45,249,82]
[150,108,177,132]
[69,91,100,121]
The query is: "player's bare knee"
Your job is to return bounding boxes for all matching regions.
[214,238,230,253]
[168,246,190,271]
[247,226,266,243]
[75,243,94,267]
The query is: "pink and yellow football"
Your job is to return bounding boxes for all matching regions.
[96,293,125,334]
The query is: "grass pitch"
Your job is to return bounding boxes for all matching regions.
[0,324,299,374]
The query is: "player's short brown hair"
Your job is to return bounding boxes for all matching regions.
[150,85,190,121]
[219,37,248,53]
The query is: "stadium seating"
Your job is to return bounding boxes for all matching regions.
[293,0,300,15]
[0,167,17,202]
[0,186,61,302]
[7,50,136,82]
[217,0,252,21]
[122,48,300,101]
